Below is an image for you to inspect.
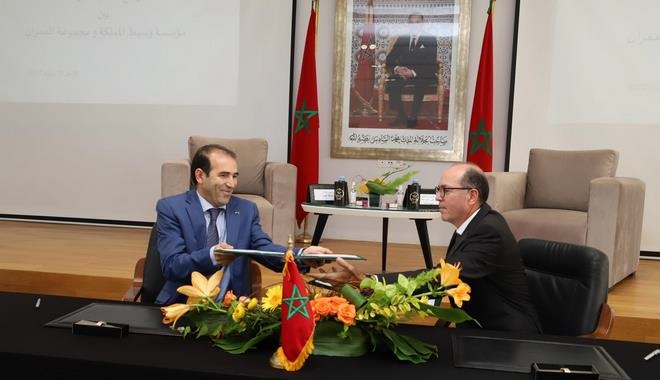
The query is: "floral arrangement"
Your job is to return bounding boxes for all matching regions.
[161,259,475,368]
[356,164,419,195]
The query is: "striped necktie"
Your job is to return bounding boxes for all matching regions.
[206,208,225,247]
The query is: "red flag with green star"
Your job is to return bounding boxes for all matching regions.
[466,0,494,172]
[290,1,319,226]
[274,250,315,371]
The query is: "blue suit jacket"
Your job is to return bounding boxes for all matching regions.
[155,190,288,305]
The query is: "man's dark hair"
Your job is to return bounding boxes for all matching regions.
[461,166,489,204]
[190,144,237,187]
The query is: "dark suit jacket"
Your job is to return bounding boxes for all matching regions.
[155,190,289,305]
[384,203,542,333]
[385,34,438,81]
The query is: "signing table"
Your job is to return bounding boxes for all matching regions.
[302,203,441,271]
[1,292,657,380]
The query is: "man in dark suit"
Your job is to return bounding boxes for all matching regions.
[310,163,541,333]
[385,13,438,128]
[155,144,331,305]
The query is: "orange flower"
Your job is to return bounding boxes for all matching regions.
[311,297,334,320]
[177,271,222,303]
[161,303,191,327]
[447,281,471,308]
[336,303,356,326]
[327,296,348,313]
[223,290,237,307]
[436,259,462,288]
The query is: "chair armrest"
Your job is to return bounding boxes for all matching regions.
[580,303,615,339]
[485,172,527,212]
[587,177,645,286]
[161,159,190,198]
[121,257,145,302]
[264,162,296,243]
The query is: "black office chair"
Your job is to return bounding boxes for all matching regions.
[122,224,263,303]
[519,238,614,338]
[122,224,164,304]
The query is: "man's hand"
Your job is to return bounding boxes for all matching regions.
[213,242,237,267]
[299,245,333,268]
[394,66,414,80]
[308,257,366,284]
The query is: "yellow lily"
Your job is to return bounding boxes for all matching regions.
[447,281,471,308]
[161,303,191,326]
[177,271,222,300]
[436,259,462,288]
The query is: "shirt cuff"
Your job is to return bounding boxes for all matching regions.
[209,246,218,266]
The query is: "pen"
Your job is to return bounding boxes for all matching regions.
[644,348,659,361]
[35,298,41,308]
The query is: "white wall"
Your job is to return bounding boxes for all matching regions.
[509,0,659,251]
[0,0,294,222]
[298,0,516,246]
[0,0,522,251]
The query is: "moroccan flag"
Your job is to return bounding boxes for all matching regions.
[466,0,494,172]
[352,0,375,110]
[290,1,319,227]
[274,250,315,371]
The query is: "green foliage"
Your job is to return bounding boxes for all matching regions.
[364,166,419,195]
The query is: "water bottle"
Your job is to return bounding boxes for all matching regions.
[334,176,349,206]
[349,181,357,205]
[407,178,421,210]
[396,185,405,207]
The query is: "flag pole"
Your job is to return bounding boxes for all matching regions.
[295,216,312,246]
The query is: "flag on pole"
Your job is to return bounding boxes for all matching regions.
[290,0,320,227]
[352,0,376,112]
[466,0,494,172]
[274,249,315,371]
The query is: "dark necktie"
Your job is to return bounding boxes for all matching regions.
[206,208,224,247]
[410,36,417,52]
[446,231,459,258]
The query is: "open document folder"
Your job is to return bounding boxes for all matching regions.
[214,247,365,261]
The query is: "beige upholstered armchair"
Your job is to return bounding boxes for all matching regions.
[161,136,296,245]
[485,149,645,287]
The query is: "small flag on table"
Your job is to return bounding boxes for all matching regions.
[274,249,315,371]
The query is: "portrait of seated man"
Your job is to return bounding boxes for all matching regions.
[384,12,439,128]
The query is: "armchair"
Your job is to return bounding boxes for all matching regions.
[161,136,296,245]
[486,149,645,287]
[519,238,614,338]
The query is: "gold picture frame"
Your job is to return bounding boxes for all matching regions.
[331,0,471,161]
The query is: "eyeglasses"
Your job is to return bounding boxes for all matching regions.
[434,186,474,197]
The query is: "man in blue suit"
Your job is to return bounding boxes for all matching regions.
[155,144,331,305]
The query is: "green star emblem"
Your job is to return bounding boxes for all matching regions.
[294,100,318,134]
[468,119,493,155]
[283,284,310,320]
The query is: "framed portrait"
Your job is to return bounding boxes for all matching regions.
[331,0,471,161]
